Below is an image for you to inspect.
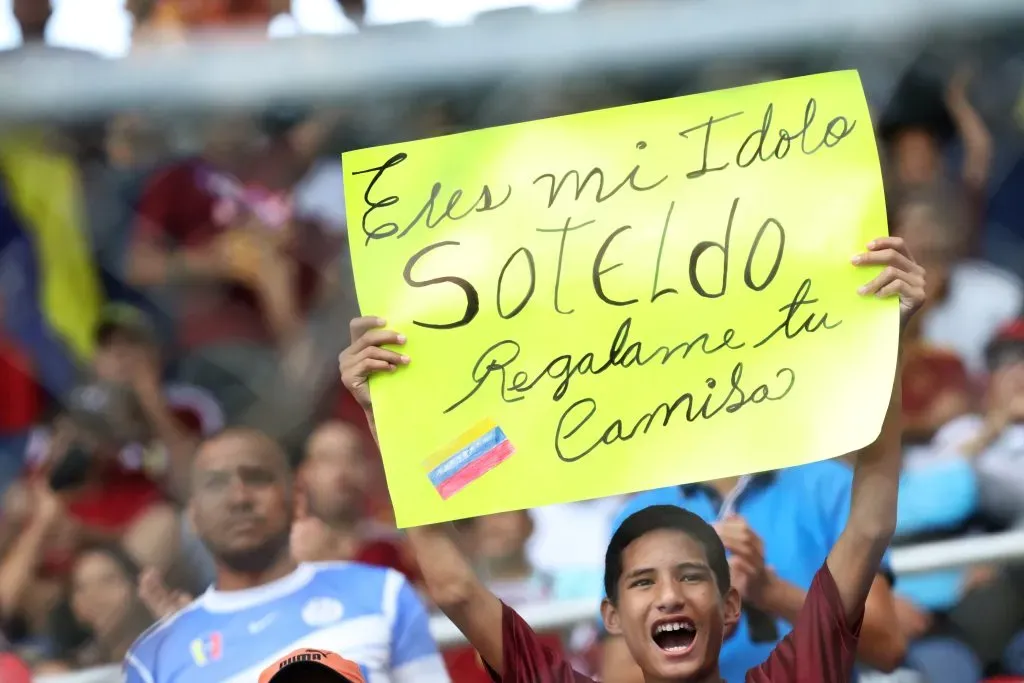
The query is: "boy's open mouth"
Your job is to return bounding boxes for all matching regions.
[651,618,697,653]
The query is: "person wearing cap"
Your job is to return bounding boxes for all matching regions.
[259,647,367,683]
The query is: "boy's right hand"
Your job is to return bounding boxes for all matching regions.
[339,316,410,411]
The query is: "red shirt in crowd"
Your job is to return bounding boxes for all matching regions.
[133,158,334,350]
[487,563,861,683]
[133,159,274,349]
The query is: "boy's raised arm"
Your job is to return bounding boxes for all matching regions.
[827,236,925,622]
[339,318,507,676]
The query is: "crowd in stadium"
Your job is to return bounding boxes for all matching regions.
[0,0,1022,682]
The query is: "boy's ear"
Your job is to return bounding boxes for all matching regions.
[600,598,622,636]
[723,586,742,638]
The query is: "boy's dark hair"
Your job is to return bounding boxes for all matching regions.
[604,505,730,604]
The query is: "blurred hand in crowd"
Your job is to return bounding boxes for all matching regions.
[138,567,192,620]
[893,596,932,640]
[714,515,769,607]
[289,515,336,563]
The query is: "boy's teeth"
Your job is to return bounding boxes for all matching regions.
[655,622,694,633]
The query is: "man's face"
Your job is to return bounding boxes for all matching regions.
[601,529,740,681]
[190,431,292,572]
[301,424,367,524]
[893,128,941,185]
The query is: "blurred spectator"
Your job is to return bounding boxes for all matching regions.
[882,64,992,246]
[0,304,218,639]
[86,114,173,286]
[444,510,597,681]
[12,0,49,46]
[929,319,1024,526]
[464,511,553,605]
[901,340,972,443]
[41,544,153,671]
[124,428,449,682]
[337,0,367,27]
[892,321,1024,682]
[126,113,301,422]
[0,475,68,637]
[291,421,418,580]
[126,109,345,430]
[128,0,289,40]
[894,185,1023,375]
[602,465,905,683]
[900,311,972,444]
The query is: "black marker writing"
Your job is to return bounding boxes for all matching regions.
[678,111,744,179]
[397,181,512,239]
[537,217,597,315]
[351,151,512,245]
[403,241,480,330]
[444,317,744,412]
[352,152,407,244]
[754,278,842,348]
[687,198,786,299]
[534,141,667,209]
[737,98,857,168]
[553,362,796,462]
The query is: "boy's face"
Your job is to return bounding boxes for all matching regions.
[601,529,740,681]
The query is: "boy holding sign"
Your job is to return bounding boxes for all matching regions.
[340,235,925,682]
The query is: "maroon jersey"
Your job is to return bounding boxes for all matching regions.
[488,562,862,683]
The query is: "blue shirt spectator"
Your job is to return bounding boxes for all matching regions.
[124,562,449,683]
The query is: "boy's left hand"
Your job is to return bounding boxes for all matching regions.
[852,236,926,329]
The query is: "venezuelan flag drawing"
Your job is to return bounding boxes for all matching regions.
[189,632,223,666]
[424,419,515,500]
[0,129,101,398]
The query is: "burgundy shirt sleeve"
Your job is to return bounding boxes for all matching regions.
[746,562,863,683]
[485,602,595,683]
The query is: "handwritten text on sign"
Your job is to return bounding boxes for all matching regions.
[343,71,898,528]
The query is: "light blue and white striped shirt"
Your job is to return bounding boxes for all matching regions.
[123,562,449,683]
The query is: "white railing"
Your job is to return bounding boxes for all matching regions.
[0,0,1022,120]
[33,530,1024,683]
